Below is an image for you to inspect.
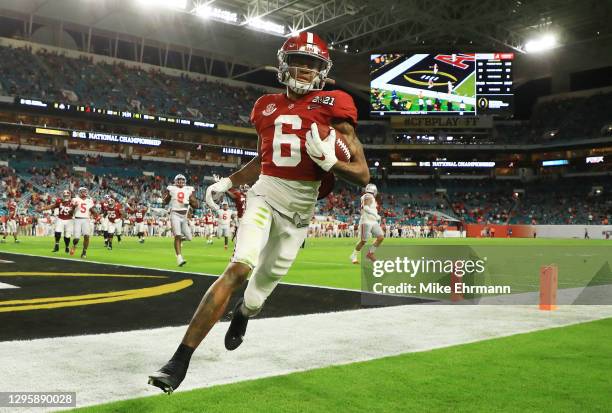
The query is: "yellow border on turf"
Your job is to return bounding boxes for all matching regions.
[0,275,192,312]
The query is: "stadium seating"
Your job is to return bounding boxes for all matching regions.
[1,145,610,225]
[0,45,262,127]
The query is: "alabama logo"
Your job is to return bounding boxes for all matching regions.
[262,103,277,116]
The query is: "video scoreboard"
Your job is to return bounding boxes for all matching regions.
[370,52,514,116]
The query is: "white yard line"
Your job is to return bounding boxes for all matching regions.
[2,304,612,412]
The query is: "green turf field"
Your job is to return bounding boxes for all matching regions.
[375,90,475,113]
[1,236,611,291]
[373,72,477,113]
[71,316,612,413]
[454,72,476,96]
[4,236,611,412]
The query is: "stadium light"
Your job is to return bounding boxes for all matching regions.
[195,5,238,23]
[524,34,557,53]
[135,0,187,10]
[247,18,286,35]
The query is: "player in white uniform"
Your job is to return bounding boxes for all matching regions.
[217,201,233,250]
[351,183,385,264]
[71,187,97,259]
[164,174,198,266]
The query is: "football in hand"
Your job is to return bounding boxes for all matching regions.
[315,124,351,163]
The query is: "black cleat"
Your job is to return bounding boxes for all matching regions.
[80,252,87,259]
[65,247,70,253]
[52,245,59,252]
[225,298,249,351]
[148,359,188,394]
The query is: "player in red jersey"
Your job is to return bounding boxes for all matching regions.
[38,189,74,252]
[227,184,248,242]
[149,32,370,393]
[204,209,214,244]
[131,203,148,243]
[2,197,19,243]
[105,198,123,250]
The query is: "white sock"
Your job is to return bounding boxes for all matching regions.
[368,245,377,254]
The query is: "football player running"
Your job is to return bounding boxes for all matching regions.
[105,198,123,250]
[133,203,148,243]
[1,197,19,243]
[71,187,97,259]
[217,201,233,250]
[38,189,74,253]
[149,32,370,393]
[351,183,384,264]
[227,184,248,242]
[163,174,198,266]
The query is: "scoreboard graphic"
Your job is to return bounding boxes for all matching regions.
[370,53,514,116]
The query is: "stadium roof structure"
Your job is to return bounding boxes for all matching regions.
[0,0,609,88]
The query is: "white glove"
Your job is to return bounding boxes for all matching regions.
[205,177,232,210]
[305,122,338,172]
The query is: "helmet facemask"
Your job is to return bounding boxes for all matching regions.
[278,52,332,95]
[174,174,186,188]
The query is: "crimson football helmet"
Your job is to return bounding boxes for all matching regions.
[277,32,332,94]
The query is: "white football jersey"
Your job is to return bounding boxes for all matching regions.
[167,185,195,211]
[360,193,378,224]
[217,209,233,227]
[72,197,95,218]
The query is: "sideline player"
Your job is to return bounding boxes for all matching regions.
[105,198,123,250]
[351,184,384,263]
[133,203,148,243]
[149,32,370,393]
[204,209,214,244]
[217,201,233,250]
[164,174,198,266]
[39,189,74,252]
[71,187,97,259]
[1,197,19,243]
[100,194,111,248]
[227,184,248,242]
